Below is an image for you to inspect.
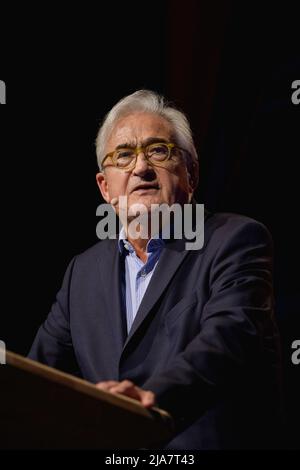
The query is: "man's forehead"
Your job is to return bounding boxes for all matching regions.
[107,113,174,148]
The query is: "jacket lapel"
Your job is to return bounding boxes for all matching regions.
[100,240,128,355]
[121,237,189,353]
[120,207,210,354]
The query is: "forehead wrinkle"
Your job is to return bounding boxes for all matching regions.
[106,113,174,152]
[116,137,171,150]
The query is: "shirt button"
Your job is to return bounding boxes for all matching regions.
[141,270,147,277]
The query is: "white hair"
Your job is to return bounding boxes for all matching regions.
[95,89,198,170]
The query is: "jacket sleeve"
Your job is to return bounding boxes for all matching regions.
[28,256,81,376]
[143,220,279,430]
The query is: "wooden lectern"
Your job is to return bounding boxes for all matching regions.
[0,351,174,449]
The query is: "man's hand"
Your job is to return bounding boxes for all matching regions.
[95,380,156,408]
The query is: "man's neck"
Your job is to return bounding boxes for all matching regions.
[122,216,168,262]
[126,236,149,263]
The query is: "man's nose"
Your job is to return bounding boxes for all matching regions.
[132,152,152,175]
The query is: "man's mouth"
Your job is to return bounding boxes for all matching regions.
[132,183,160,193]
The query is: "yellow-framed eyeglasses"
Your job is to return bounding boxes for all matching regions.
[101,142,189,171]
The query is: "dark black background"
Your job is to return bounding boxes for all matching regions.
[0,1,299,449]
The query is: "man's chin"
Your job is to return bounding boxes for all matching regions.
[128,195,162,211]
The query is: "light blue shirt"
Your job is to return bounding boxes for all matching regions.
[118,227,164,333]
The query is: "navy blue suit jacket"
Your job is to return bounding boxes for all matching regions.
[28,212,283,449]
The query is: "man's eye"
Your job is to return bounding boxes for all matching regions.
[148,145,169,160]
[117,150,134,159]
[151,145,167,154]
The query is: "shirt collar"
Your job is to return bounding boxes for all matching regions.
[118,226,165,255]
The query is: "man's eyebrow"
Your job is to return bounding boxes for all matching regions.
[142,137,169,146]
[115,137,169,150]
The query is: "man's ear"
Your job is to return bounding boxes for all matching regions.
[96,172,110,203]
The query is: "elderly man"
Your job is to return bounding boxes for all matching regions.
[29,90,282,449]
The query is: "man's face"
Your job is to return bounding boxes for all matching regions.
[96,113,196,215]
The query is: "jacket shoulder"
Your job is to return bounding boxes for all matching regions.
[204,211,273,254]
[206,211,272,237]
